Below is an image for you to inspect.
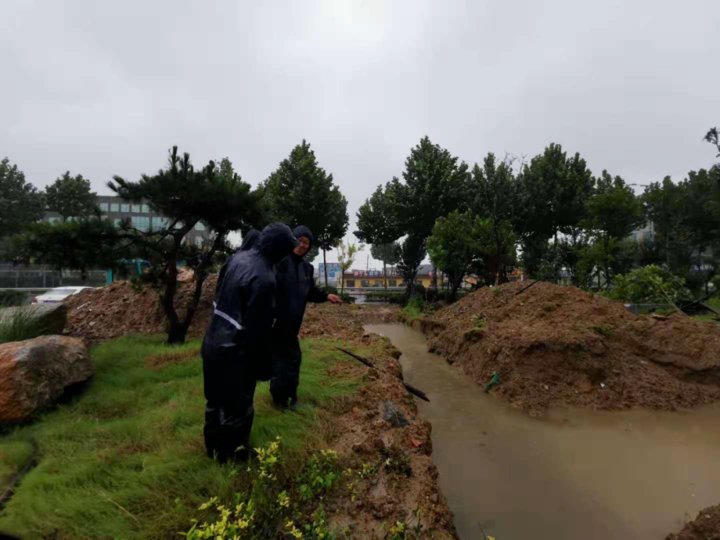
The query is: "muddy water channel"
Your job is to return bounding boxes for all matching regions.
[365,323,720,540]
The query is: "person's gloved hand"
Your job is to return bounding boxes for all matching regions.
[327,294,343,304]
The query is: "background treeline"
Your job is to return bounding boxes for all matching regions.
[356,129,720,301]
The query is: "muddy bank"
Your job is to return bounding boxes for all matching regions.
[420,281,720,415]
[64,277,399,344]
[667,505,720,539]
[370,323,720,540]
[323,334,455,538]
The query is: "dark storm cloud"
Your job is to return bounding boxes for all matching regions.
[1,0,718,259]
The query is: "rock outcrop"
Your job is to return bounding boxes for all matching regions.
[0,336,92,423]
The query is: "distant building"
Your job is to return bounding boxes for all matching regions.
[340,264,438,290]
[44,195,211,247]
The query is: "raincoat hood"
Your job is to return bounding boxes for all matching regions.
[258,223,298,264]
[292,225,314,246]
[239,229,260,251]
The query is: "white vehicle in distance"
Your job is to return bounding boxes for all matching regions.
[32,286,93,304]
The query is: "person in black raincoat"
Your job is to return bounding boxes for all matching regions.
[214,228,260,295]
[270,225,342,409]
[202,223,297,462]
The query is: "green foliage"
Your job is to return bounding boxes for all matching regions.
[0,306,54,344]
[427,211,479,300]
[355,185,403,246]
[362,137,470,294]
[110,148,265,343]
[44,171,98,221]
[471,153,519,283]
[0,157,44,239]
[401,295,426,322]
[642,167,720,293]
[186,443,343,539]
[263,140,349,255]
[606,265,693,304]
[516,144,594,279]
[370,242,401,268]
[337,241,362,295]
[0,336,359,539]
[14,219,125,280]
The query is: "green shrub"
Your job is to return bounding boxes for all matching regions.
[606,265,693,304]
[185,441,343,540]
[0,307,52,344]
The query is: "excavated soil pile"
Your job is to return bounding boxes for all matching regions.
[65,278,399,344]
[64,276,219,343]
[421,281,720,415]
[667,505,720,540]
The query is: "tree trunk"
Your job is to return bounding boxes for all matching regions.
[323,249,328,288]
[383,261,388,295]
[431,266,438,289]
[167,321,189,345]
[603,234,611,289]
[554,228,560,283]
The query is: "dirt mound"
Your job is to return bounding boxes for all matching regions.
[65,278,399,344]
[64,277,218,343]
[422,281,720,415]
[667,505,720,539]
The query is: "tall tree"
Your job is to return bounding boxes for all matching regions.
[45,172,98,221]
[370,242,401,292]
[388,137,470,294]
[471,153,518,283]
[0,158,44,242]
[581,171,644,287]
[427,211,480,301]
[396,234,426,295]
[642,177,693,273]
[111,147,265,344]
[262,140,348,286]
[516,144,594,279]
[337,241,361,295]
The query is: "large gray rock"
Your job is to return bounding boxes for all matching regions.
[0,335,93,423]
[0,303,67,336]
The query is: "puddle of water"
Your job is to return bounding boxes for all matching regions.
[365,323,720,540]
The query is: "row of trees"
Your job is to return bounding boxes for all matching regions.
[0,162,98,242]
[1,141,349,343]
[356,130,720,300]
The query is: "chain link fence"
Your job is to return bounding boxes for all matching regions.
[0,265,107,289]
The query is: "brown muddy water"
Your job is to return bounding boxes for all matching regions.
[365,323,720,540]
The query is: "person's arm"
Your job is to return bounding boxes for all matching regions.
[306,264,342,304]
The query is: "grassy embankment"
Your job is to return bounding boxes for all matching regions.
[0,335,360,539]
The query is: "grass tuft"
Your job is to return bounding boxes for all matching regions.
[0,307,51,344]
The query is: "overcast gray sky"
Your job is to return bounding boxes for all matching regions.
[1,0,718,266]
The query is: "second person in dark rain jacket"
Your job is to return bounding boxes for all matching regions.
[270,225,342,408]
